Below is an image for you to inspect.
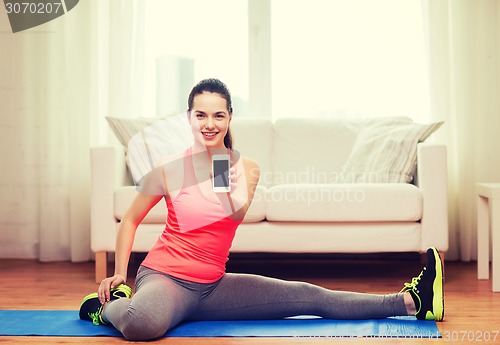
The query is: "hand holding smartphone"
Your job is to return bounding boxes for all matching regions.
[212,154,231,193]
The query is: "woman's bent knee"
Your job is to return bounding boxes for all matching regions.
[121,322,167,341]
[119,312,169,341]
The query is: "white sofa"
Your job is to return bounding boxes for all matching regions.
[90,117,448,282]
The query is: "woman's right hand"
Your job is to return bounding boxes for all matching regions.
[97,274,126,305]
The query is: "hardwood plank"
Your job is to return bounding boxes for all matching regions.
[1,257,499,344]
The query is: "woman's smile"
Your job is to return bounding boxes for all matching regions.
[202,131,219,140]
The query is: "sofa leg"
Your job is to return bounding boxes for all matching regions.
[95,251,107,283]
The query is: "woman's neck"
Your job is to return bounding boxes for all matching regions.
[191,143,228,159]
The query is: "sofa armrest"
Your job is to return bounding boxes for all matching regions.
[90,146,129,252]
[414,142,449,252]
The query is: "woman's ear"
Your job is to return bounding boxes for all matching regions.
[186,110,191,124]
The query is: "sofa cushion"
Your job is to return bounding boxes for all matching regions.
[271,117,413,185]
[265,183,422,222]
[107,115,193,183]
[106,116,160,147]
[114,185,266,224]
[242,185,267,222]
[230,117,274,188]
[341,121,443,183]
[230,222,422,253]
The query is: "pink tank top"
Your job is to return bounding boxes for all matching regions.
[141,148,243,283]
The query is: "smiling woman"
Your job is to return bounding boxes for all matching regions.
[79,78,444,341]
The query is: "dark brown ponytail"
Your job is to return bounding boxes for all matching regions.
[224,127,233,150]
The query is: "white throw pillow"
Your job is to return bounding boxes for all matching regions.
[341,121,443,183]
[106,114,193,183]
[106,116,160,147]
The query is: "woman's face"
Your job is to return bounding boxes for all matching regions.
[188,91,231,149]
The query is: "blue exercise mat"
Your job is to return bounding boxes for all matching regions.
[0,310,441,338]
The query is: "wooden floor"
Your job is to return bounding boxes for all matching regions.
[1,255,499,344]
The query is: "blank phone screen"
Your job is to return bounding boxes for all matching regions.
[213,159,229,187]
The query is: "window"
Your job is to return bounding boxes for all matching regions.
[142,0,429,122]
[142,0,248,117]
[271,0,430,121]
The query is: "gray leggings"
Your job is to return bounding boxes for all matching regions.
[103,266,407,341]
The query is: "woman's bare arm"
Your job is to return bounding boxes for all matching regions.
[98,189,163,303]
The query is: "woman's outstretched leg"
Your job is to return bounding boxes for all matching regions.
[194,247,444,322]
[194,273,407,320]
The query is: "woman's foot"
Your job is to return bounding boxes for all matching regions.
[79,284,132,325]
[401,247,444,321]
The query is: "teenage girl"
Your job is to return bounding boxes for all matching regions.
[79,78,444,341]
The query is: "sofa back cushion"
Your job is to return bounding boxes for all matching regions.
[341,121,443,183]
[230,117,274,188]
[107,114,193,183]
[271,117,416,185]
[272,118,358,184]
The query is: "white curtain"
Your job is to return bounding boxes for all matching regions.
[422,0,500,261]
[0,1,144,262]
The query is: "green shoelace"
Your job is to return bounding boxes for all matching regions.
[88,306,104,326]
